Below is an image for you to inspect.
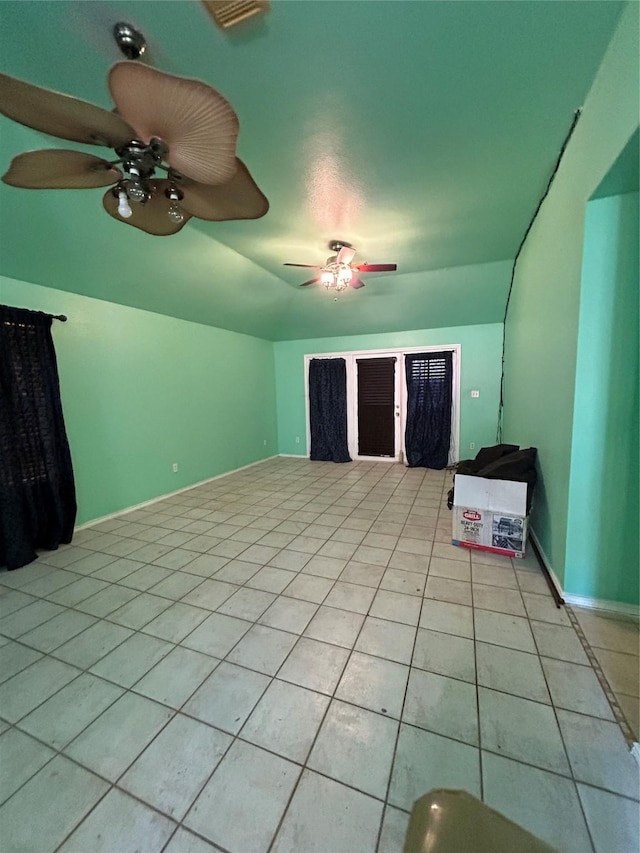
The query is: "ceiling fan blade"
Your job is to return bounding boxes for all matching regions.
[109,62,239,186]
[349,277,365,289]
[355,263,398,273]
[284,263,321,269]
[2,149,121,189]
[337,246,355,265]
[300,278,320,287]
[175,160,268,221]
[102,182,191,235]
[0,72,136,148]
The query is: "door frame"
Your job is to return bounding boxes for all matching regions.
[304,344,461,465]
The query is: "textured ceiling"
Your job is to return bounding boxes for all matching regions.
[0,1,625,340]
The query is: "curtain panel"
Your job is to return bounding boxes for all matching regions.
[308,358,351,463]
[0,305,77,570]
[404,350,453,469]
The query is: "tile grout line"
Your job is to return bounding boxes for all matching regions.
[525,596,598,853]
[264,476,409,853]
[375,481,441,851]
[567,605,637,747]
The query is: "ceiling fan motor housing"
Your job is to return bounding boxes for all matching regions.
[328,239,352,253]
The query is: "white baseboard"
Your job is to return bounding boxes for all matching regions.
[529,529,565,602]
[278,453,309,458]
[632,742,640,767]
[75,455,279,532]
[562,592,640,620]
[529,529,639,619]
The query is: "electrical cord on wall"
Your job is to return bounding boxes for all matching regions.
[496,108,582,442]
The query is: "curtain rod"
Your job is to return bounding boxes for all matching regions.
[52,314,67,322]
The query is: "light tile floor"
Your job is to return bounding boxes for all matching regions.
[0,459,638,853]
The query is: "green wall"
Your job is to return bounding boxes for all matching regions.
[274,324,503,457]
[566,192,639,605]
[0,275,277,525]
[501,1,639,597]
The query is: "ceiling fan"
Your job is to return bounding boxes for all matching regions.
[0,25,268,235]
[285,241,398,292]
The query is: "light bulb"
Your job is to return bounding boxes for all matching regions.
[127,182,148,202]
[337,265,352,286]
[167,202,184,224]
[117,191,132,219]
[321,270,334,288]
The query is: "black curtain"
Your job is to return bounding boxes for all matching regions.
[308,358,351,463]
[0,305,77,570]
[405,351,453,469]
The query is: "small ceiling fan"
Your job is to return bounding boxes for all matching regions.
[0,24,268,235]
[285,240,398,292]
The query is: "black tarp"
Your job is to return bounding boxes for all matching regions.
[447,444,538,512]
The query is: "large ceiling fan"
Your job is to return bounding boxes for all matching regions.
[0,29,268,236]
[285,241,398,292]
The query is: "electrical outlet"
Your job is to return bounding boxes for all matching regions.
[471,390,480,398]
[469,442,476,451]
[295,436,300,444]
[172,463,179,472]
[263,439,267,446]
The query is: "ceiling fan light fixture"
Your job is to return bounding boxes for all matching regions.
[319,260,352,293]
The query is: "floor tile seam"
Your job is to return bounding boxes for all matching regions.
[587,643,640,661]
[42,606,185,681]
[477,678,630,723]
[106,708,239,833]
[524,600,599,851]
[3,575,161,625]
[5,686,135,796]
[0,642,90,705]
[50,757,207,853]
[475,601,581,630]
[0,740,61,809]
[46,666,248,843]
[469,577,523,594]
[3,567,102,601]
[69,510,302,551]
[6,630,173,726]
[476,744,640,802]
[44,774,117,853]
[379,590,423,841]
[160,826,228,853]
[231,731,394,807]
[264,552,392,853]
[471,603,485,800]
[0,593,52,624]
[6,655,619,800]
[567,606,637,747]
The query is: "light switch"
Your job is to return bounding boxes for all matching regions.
[471,390,480,398]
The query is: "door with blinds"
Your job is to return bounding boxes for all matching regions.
[355,356,399,459]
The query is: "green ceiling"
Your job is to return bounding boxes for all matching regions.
[0,1,625,340]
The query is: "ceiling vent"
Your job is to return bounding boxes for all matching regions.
[202,1,270,30]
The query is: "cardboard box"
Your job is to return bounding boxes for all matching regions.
[452,474,529,559]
